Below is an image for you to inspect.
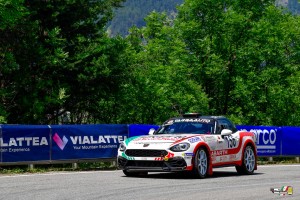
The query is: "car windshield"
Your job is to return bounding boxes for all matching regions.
[156,119,214,134]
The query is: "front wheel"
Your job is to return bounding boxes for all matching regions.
[236,145,256,175]
[193,147,209,178]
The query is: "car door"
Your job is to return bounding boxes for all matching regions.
[213,119,240,163]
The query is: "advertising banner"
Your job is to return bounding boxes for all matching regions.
[128,124,159,137]
[50,124,128,160]
[281,127,300,156]
[0,125,50,163]
[236,125,282,156]
[2,124,300,164]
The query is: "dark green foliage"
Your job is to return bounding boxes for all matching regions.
[174,0,300,125]
[118,12,210,123]
[2,0,300,126]
[0,0,127,124]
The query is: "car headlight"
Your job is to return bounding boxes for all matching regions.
[119,142,126,151]
[170,143,190,152]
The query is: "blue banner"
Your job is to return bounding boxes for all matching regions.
[0,125,50,162]
[1,124,300,164]
[236,125,282,156]
[50,124,128,160]
[281,127,300,156]
[128,124,159,137]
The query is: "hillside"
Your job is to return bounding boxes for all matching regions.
[108,0,299,37]
[108,0,183,36]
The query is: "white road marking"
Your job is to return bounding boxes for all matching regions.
[258,164,300,168]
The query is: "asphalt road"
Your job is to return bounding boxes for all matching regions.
[0,164,299,200]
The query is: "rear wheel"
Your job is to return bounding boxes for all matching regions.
[123,170,148,177]
[193,147,208,178]
[236,145,256,175]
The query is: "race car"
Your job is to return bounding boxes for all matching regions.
[117,113,257,178]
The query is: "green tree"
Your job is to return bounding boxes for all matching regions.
[0,0,128,124]
[175,0,300,125]
[0,0,31,123]
[122,12,209,124]
[230,7,300,125]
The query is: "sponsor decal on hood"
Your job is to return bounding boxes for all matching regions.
[132,135,186,143]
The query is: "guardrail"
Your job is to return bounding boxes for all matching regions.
[0,124,299,166]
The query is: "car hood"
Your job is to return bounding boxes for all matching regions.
[125,134,201,148]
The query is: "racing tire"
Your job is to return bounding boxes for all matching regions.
[236,145,256,175]
[122,170,148,177]
[192,147,209,178]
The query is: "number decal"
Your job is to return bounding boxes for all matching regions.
[224,135,237,149]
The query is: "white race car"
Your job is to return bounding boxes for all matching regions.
[117,113,257,178]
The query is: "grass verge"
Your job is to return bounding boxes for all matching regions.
[0,161,117,174]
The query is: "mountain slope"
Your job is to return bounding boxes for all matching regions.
[108,0,298,37]
[108,0,183,36]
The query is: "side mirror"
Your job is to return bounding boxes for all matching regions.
[148,128,156,135]
[221,129,232,137]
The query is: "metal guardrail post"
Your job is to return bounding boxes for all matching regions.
[296,157,300,163]
[28,164,34,170]
[268,157,273,162]
[111,161,116,168]
[72,163,78,169]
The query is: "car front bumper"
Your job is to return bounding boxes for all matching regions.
[117,156,188,172]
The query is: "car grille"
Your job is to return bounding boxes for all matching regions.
[125,160,187,168]
[125,149,168,157]
[126,160,165,168]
